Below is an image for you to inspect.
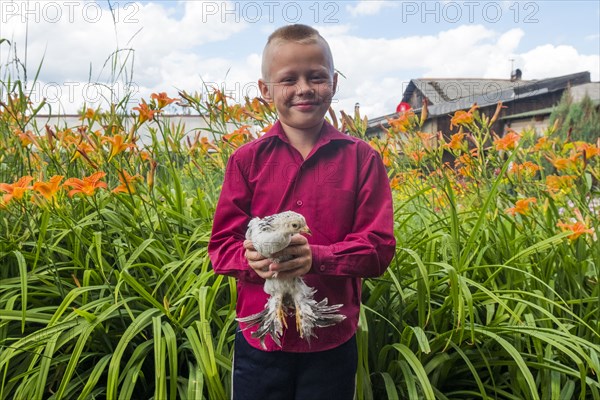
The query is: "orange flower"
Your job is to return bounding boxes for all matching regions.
[506,197,536,216]
[388,109,415,133]
[151,92,178,109]
[557,221,594,240]
[112,170,142,194]
[133,100,158,124]
[80,108,97,121]
[102,134,135,161]
[450,104,478,130]
[199,137,218,153]
[226,104,245,122]
[16,129,39,147]
[223,125,253,148]
[408,150,426,163]
[417,132,436,151]
[545,175,576,195]
[33,175,64,200]
[494,131,521,151]
[63,172,108,197]
[509,161,540,179]
[450,110,473,129]
[390,175,401,190]
[573,142,600,159]
[444,132,466,151]
[532,136,553,152]
[0,176,34,205]
[214,89,225,104]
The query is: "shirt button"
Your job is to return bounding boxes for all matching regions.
[296,200,303,206]
[320,265,326,271]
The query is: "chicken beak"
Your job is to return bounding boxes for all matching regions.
[301,226,312,236]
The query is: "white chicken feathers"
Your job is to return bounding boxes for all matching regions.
[237,211,346,348]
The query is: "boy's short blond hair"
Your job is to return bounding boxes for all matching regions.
[261,24,334,79]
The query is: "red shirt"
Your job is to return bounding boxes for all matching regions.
[208,120,396,352]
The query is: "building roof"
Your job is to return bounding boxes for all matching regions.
[401,78,527,105]
[367,71,592,130]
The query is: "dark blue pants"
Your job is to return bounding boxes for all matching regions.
[232,330,357,400]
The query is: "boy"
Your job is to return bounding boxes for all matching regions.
[208,24,396,399]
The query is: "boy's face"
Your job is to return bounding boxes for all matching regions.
[259,41,337,133]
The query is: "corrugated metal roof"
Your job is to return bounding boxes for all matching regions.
[402,78,526,105]
[368,71,593,130]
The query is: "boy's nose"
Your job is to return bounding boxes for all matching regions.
[296,79,314,96]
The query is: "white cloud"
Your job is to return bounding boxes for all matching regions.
[346,1,397,17]
[519,44,600,82]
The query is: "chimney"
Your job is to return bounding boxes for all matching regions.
[511,68,522,82]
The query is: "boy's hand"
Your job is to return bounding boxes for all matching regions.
[243,240,276,280]
[268,234,312,279]
[243,235,312,280]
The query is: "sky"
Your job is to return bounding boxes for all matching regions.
[1,0,599,119]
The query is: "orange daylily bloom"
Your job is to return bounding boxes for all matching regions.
[556,221,594,241]
[409,150,426,163]
[248,97,263,113]
[63,172,108,197]
[450,105,478,130]
[80,108,97,120]
[225,104,245,122]
[494,131,521,151]
[388,109,415,133]
[531,136,554,152]
[545,175,576,195]
[444,132,466,151]
[112,170,142,194]
[199,137,218,153]
[16,129,39,147]
[223,125,253,148]
[417,132,436,150]
[455,152,477,178]
[151,92,178,109]
[506,197,536,216]
[573,142,600,159]
[450,110,473,129]
[390,175,401,190]
[133,100,158,124]
[0,176,34,205]
[102,134,135,161]
[33,175,64,200]
[509,161,540,179]
[138,150,151,161]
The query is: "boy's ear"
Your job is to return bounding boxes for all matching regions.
[332,72,338,95]
[258,79,272,102]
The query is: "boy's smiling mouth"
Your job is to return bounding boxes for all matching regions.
[292,101,319,109]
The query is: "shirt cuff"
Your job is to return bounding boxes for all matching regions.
[310,244,335,274]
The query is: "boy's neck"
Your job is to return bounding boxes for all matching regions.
[281,120,325,159]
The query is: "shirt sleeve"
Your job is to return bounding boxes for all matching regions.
[207,153,263,284]
[310,148,396,278]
